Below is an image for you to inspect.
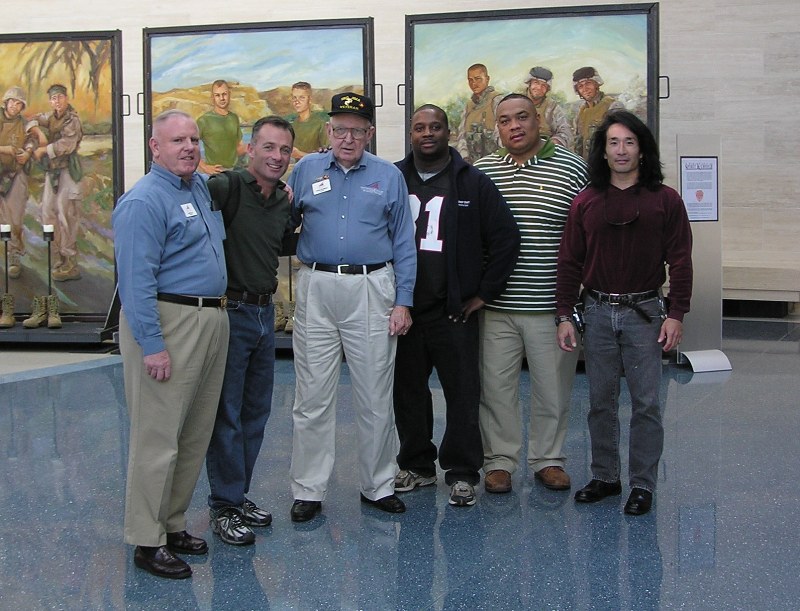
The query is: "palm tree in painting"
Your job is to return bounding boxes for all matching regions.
[20,39,111,109]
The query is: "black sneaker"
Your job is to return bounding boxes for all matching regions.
[242,498,273,527]
[210,506,255,546]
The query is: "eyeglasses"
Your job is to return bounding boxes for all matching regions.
[603,193,639,226]
[331,126,369,140]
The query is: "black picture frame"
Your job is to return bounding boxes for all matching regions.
[405,4,658,159]
[143,18,376,167]
[0,29,124,321]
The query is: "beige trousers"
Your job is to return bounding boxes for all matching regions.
[479,309,579,474]
[41,169,81,259]
[120,301,229,546]
[0,172,28,256]
[290,264,400,502]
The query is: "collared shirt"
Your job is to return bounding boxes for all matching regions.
[288,149,416,307]
[31,105,82,168]
[208,168,292,294]
[556,184,693,321]
[113,163,227,355]
[474,139,588,312]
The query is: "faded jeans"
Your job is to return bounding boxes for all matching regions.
[583,294,664,492]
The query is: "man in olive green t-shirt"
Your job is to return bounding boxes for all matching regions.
[198,80,246,175]
[286,81,328,167]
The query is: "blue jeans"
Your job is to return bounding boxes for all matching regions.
[582,295,664,492]
[206,301,275,509]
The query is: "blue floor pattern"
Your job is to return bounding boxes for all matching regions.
[0,318,799,610]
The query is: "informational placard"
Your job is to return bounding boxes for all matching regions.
[680,156,719,222]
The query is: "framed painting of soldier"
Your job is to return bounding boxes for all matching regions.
[143,18,376,171]
[143,19,375,320]
[405,3,658,163]
[0,30,124,328]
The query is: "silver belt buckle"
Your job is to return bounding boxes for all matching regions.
[336,264,348,275]
[608,293,622,304]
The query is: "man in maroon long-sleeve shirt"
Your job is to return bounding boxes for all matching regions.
[555,110,692,516]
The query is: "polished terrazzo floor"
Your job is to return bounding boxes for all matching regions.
[0,318,798,610]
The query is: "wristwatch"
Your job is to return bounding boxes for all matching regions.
[554,315,572,327]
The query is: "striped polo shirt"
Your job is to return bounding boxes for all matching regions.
[474,139,588,312]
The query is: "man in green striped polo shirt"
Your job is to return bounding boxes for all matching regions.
[474,93,588,494]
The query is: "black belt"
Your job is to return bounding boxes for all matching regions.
[226,290,272,306]
[157,292,227,308]
[308,262,388,275]
[587,289,658,305]
[587,289,658,323]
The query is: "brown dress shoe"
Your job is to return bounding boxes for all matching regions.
[535,466,571,490]
[484,469,512,493]
[166,530,208,555]
[134,545,192,579]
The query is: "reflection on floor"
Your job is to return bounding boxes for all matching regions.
[1,319,799,610]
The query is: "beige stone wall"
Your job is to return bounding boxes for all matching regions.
[6,0,800,286]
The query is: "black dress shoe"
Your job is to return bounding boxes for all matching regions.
[574,479,622,503]
[360,493,406,513]
[134,545,192,579]
[624,488,653,515]
[290,500,322,522]
[166,530,208,555]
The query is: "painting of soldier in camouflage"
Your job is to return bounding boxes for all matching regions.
[0,33,121,322]
[407,6,656,164]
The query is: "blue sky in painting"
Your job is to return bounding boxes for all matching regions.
[151,27,364,92]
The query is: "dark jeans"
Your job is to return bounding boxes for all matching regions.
[393,314,482,485]
[206,301,275,509]
[583,295,664,492]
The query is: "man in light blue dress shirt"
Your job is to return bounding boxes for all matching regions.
[286,93,416,522]
[113,110,229,579]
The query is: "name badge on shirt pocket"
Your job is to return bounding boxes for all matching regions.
[181,203,198,218]
[312,177,331,195]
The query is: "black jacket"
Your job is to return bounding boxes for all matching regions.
[396,147,520,317]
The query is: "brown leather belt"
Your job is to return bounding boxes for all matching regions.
[157,292,227,308]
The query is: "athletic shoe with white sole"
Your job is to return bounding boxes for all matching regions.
[449,481,477,506]
[394,469,437,492]
[211,506,255,545]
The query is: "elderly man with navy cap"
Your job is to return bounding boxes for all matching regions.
[524,66,573,150]
[286,92,416,522]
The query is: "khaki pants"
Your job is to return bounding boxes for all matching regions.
[0,172,28,256]
[479,309,578,474]
[290,264,400,502]
[42,169,81,259]
[120,301,229,547]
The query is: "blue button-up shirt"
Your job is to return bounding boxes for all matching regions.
[113,163,227,355]
[288,150,416,306]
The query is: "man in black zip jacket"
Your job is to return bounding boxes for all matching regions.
[393,104,520,507]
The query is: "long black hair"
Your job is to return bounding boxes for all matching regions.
[587,110,664,191]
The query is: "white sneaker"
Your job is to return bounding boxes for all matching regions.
[394,469,437,493]
[449,481,476,506]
